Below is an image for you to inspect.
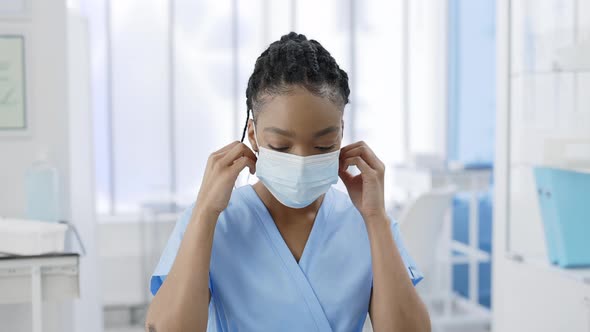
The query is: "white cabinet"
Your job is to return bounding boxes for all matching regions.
[494,257,590,332]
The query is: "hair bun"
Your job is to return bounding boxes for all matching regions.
[280,32,307,43]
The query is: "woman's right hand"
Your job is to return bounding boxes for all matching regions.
[194,141,257,219]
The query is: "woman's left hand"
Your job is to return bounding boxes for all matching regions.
[338,141,387,221]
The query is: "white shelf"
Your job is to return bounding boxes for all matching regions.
[553,41,590,72]
[450,242,491,264]
[510,163,590,173]
[0,254,80,304]
[511,68,590,77]
[505,252,590,286]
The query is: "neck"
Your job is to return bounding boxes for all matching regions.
[252,181,324,221]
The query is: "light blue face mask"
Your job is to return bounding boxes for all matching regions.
[253,123,340,209]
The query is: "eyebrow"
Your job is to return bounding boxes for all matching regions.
[264,126,340,138]
[312,126,340,138]
[264,127,295,137]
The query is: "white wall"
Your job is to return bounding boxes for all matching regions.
[98,220,175,308]
[0,1,102,331]
[68,11,103,332]
[0,2,69,218]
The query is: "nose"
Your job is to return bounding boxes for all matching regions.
[289,145,321,157]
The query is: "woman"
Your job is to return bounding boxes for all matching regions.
[145,32,430,332]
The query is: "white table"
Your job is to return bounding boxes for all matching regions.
[0,253,80,332]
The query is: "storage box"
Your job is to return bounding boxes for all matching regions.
[0,218,67,255]
[533,167,590,267]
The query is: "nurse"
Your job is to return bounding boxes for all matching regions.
[145,32,430,332]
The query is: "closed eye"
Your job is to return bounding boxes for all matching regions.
[316,144,336,151]
[268,144,289,152]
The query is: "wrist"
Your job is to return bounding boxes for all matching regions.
[362,210,389,226]
[191,204,221,225]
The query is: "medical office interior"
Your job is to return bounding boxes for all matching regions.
[0,0,589,331]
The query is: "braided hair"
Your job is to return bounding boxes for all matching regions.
[241,32,350,142]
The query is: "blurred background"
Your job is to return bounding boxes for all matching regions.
[0,0,588,331]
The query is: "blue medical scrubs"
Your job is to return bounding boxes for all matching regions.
[151,184,423,332]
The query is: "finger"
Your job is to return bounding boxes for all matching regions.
[221,143,257,167]
[341,156,374,175]
[339,140,366,154]
[212,141,240,156]
[230,155,256,175]
[340,145,383,171]
[338,168,358,193]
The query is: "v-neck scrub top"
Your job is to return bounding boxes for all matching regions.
[150,184,423,332]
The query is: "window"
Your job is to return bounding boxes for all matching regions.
[83,0,428,217]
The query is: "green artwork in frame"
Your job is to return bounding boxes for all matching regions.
[0,35,26,130]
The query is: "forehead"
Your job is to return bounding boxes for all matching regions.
[255,86,343,132]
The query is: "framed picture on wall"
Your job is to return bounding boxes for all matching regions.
[0,27,31,136]
[0,0,31,20]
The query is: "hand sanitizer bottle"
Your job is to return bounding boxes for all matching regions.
[24,150,61,222]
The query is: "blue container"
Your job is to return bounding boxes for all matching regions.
[534,167,590,268]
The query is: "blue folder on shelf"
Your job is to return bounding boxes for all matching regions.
[533,167,590,268]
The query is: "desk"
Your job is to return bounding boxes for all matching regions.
[0,253,80,332]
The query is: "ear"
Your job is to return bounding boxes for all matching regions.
[247,118,259,153]
[341,119,345,139]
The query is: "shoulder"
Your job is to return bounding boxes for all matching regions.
[323,187,370,238]
[225,184,259,217]
[171,185,255,234]
[327,186,399,227]
[214,185,259,233]
[328,186,363,220]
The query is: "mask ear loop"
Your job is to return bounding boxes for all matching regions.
[234,116,258,189]
[244,119,260,187]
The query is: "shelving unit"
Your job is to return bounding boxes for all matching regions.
[494,0,590,331]
[393,166,492,330]
[0,254,80,332]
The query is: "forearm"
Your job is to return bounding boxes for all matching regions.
[145,207,218,332]
[365,214,430,332]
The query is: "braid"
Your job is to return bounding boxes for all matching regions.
[240,108,250,142]
[240,32,350,142]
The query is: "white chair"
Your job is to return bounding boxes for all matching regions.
[397,186,456,278]
[397,187,464,332]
